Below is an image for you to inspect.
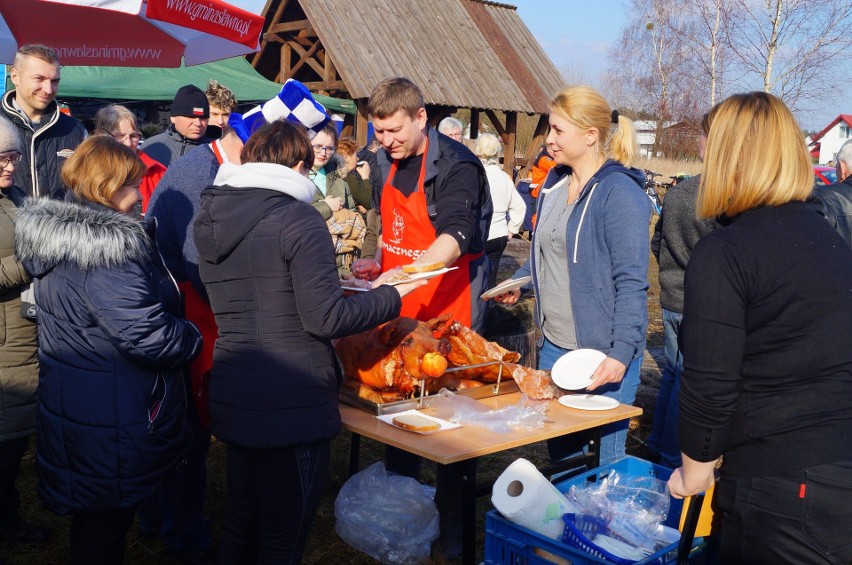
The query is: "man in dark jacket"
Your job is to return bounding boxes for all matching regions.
[350,77,492,559]
[811,138,852,248]
[1,44,86,199]
[352,77,492,333]
[142,85,214,168]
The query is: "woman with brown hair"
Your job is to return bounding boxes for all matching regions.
[14,135,202,564]
[667,92,852,563]
[94,104,166,213]
[194,120,424,563]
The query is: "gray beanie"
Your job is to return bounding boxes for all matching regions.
[0,118,21,154]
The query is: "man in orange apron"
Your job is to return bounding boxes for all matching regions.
[351,77,493,559]
[352,77,492,332]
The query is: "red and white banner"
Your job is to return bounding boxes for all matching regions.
[0,0,264,67]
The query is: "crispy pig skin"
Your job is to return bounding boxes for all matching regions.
[336,314,558,402]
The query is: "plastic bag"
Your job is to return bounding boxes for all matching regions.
[427,388,547,433]
[567,469,670,553]
[334,462,439,564]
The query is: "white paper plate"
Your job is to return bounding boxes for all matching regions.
[480,276,532,299]
[558,394,620,411]
[386,267,458,286]
[550,348,606,390]
[376,409,461,434]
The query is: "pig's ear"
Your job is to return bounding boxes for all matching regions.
[379,323,398,345]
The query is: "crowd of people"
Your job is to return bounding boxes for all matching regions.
[0,41,849,565]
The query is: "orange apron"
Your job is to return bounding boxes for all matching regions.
[380,140,479,326]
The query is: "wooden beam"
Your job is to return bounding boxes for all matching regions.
[355,99,370,147]
[503,112,517,176]
[251,0,291,68]
[278,41,291,83]
[323,49,336,83]
[484,109,506,137]
[268,19,313,34]
[285,39,323,76]
[302,80,347,91]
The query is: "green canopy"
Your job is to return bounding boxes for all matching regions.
[5,57,355,115]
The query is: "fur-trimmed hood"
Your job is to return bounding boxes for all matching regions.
[15,197,150,277]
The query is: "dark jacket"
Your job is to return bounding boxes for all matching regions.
[515,161,650,366]
[141,124,214,168]
[680,202,852,477]
[370,126,493,257]
[194,163,402,449]
[14,197,202,515]
[1,91,87,199]
[810,175,852,248]
[0,186,38,443]
[650,174,718,312]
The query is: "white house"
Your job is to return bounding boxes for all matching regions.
[633,120,677,158]
[808,114,852,164]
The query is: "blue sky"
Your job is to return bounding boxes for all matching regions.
[230,0,846,130]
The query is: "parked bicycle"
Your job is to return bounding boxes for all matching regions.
[643,169,663,215]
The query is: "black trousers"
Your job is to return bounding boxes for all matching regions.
[716,461,852,564]
[70,507,136,565]
[0,436,29,530]
[484,235,508,289]
[219,440,331,565]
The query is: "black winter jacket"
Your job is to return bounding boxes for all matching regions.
[810,175,852,248]
[194,162,402,449]
[1,91,87,199]
[140,124,214,168]
[14,197,202,515]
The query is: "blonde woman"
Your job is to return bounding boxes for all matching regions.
[667,92,852,564]
[492,85,650,465]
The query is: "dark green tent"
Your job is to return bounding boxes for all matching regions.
[5,57,355,115]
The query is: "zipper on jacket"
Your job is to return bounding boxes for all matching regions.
[572,182,598,264]
[148,373,168,434]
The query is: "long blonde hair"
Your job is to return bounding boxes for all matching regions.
[698,92,812,219]
[548,85,637,167]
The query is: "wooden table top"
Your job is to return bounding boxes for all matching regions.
[339,392,642,465]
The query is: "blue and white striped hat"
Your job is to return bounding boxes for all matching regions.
[229,79,331,142]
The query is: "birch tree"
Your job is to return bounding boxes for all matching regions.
[726,0,852,111]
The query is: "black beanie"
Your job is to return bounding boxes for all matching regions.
[170,84,209,118]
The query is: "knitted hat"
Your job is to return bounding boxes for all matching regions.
[228,79,330,142]
[0,117,21,153]
[170,84,209,118]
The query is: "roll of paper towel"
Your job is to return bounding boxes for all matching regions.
[491,458,575,540]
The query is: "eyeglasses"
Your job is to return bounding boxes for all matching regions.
[0,153,22,168]
[112,132,142,142]
[312,145,336,155]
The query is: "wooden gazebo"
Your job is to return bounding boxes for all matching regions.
[250,0,564,173]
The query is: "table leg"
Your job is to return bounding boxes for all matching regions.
[435,458,478,565]
[348,432,361,477]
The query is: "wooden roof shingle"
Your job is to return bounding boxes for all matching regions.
[256,0,564,114]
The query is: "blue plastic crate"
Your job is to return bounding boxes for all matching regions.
[485,456,705,565]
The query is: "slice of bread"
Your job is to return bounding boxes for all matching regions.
[392,413,441,432]
[402,261,446,274]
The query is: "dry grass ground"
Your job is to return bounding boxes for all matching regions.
[4,228,667,565]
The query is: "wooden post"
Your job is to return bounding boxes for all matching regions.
[470,109,480,140]
[355,99,369,147]
[504,111,517,176]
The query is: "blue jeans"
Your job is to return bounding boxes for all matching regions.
[646,309,683,468]
[539,337,641,466]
